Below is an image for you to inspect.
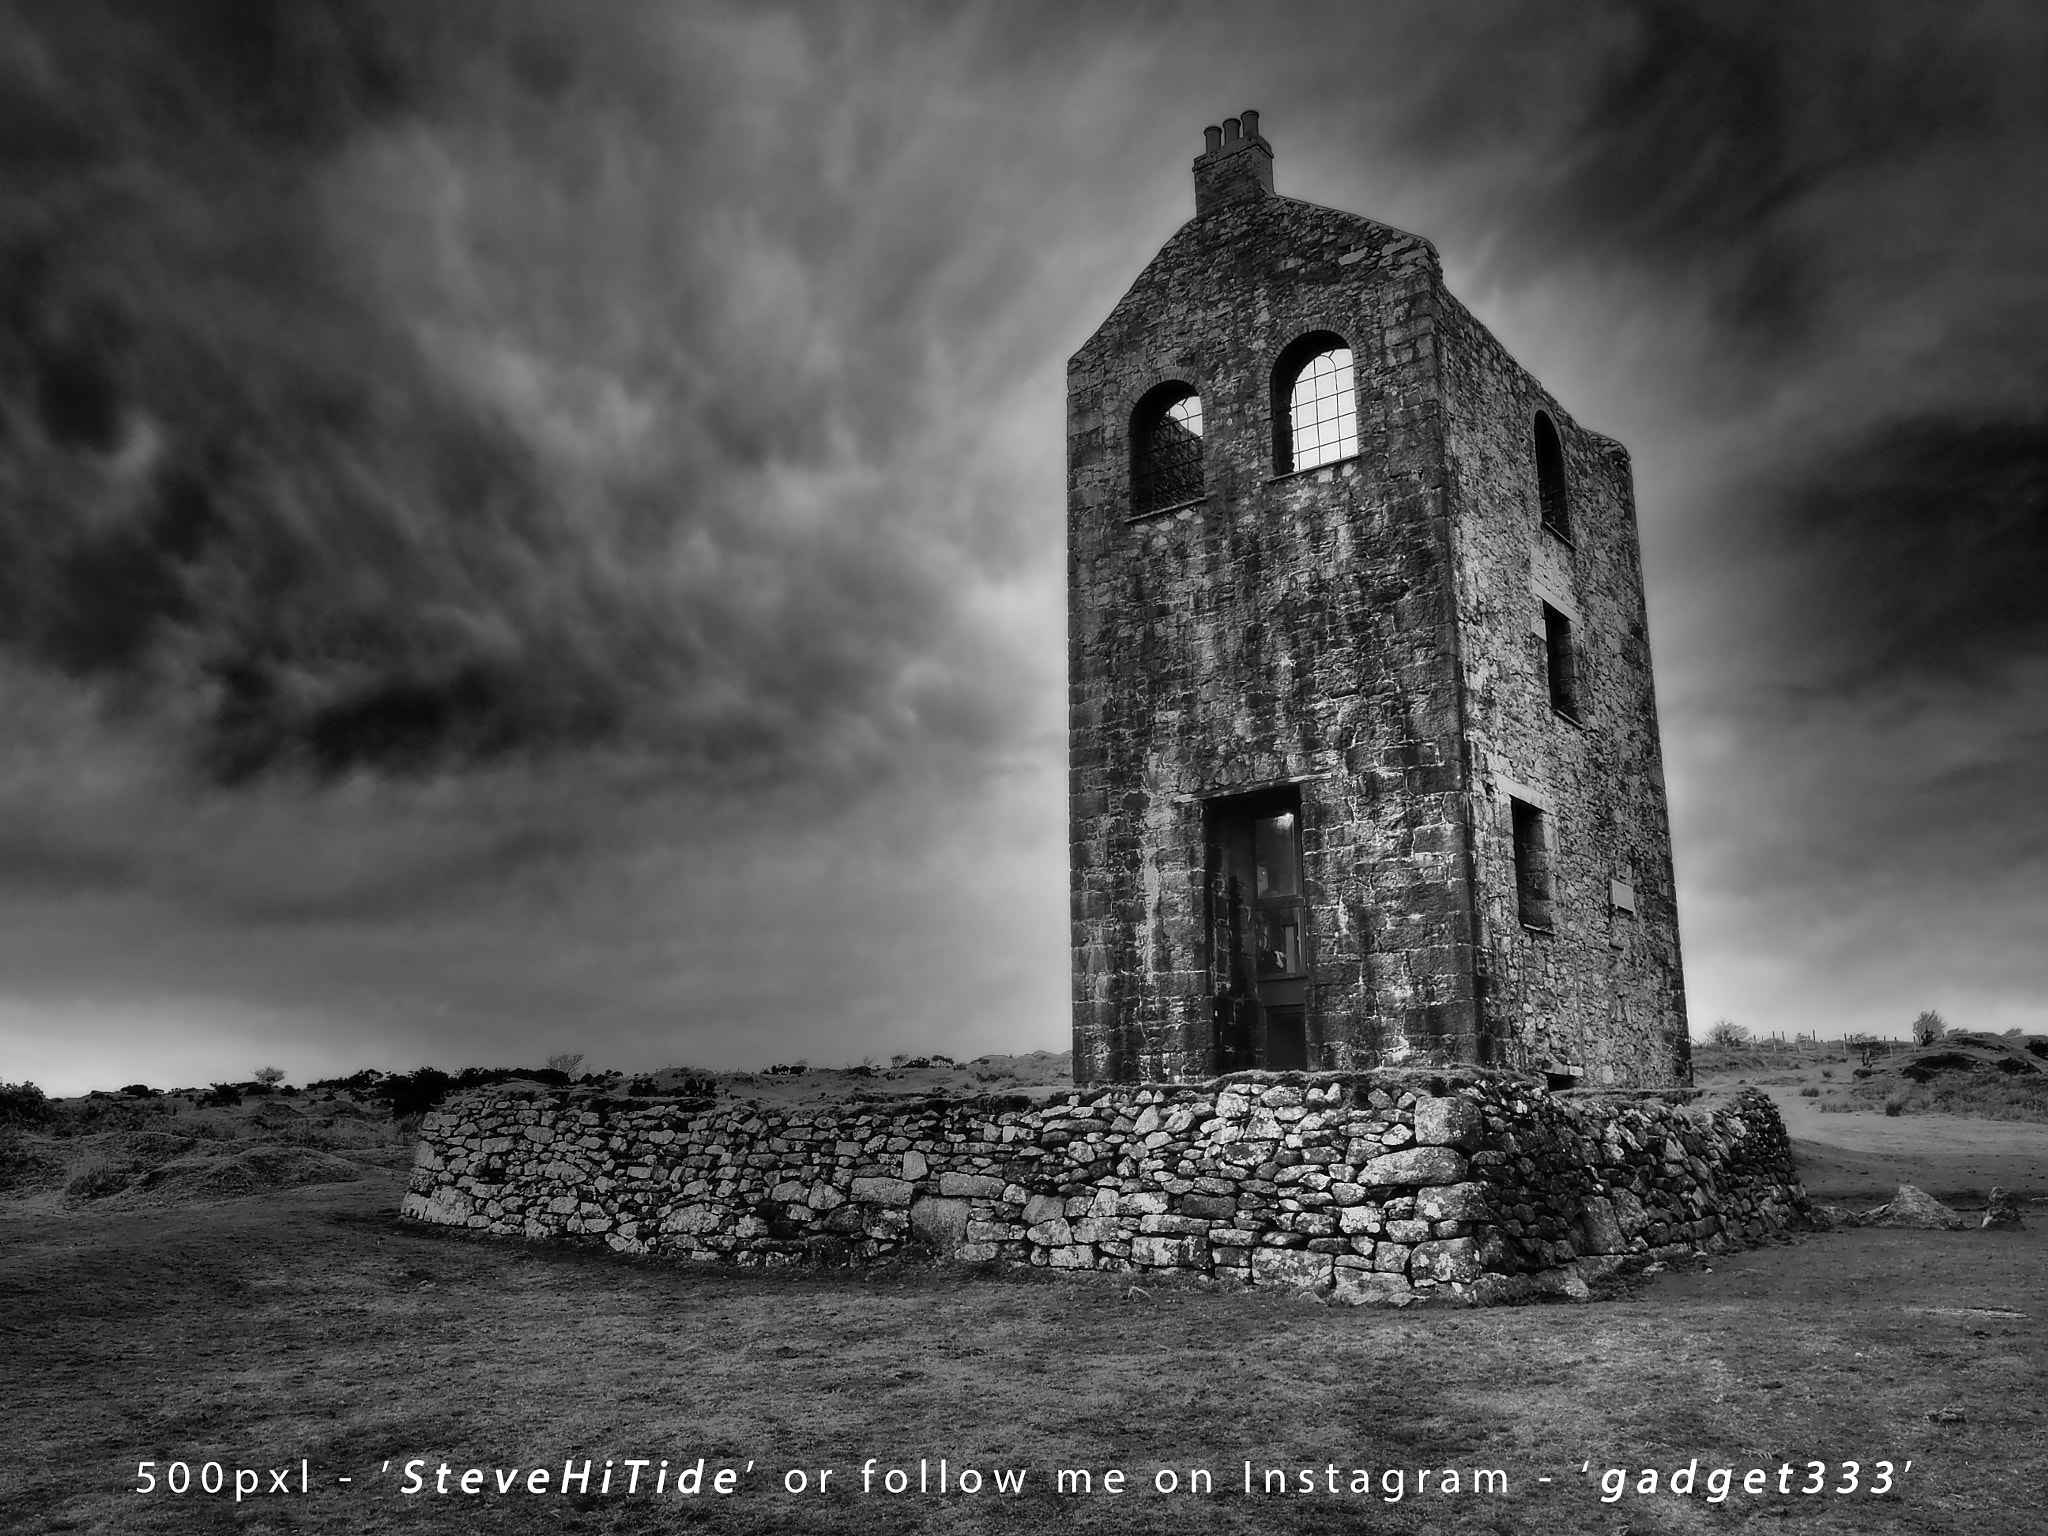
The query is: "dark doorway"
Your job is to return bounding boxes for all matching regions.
[1206,787,1310,1073]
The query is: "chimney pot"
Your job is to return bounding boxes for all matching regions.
[1192,109,1273,216]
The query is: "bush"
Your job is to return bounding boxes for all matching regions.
[1,1081,53,1128]
[374,1069,456,1120]
[199,1083,243,1108]
[1912,1010,1946,1046]
[1705,1020,1751,1047]
[253,1066,287,1088]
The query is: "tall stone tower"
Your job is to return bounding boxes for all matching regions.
[1067,114,1689,1088]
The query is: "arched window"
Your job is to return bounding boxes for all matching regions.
[1272,332,1356,475]
[1131,383,1204,514]
[1534,410,1569,539]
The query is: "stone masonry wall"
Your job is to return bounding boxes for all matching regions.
[1067,194,1476,1083]
[404,1076,1808,1307]
[1435,292,1691,1086]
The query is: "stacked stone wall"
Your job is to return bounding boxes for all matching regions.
[1067,195,1476,1082]
[1435,290,1689,1085]
[403,1075,1808,1306]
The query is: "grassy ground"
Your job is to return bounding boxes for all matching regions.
[5,1062,2046,1533]
[1690,1036,2048,1125]
[3,1158,2045,1535]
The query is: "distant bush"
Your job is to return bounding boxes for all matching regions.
[546,1053,585,1077]
[372,1066,579,1120]
[0,1081,51,1128]
[1912,1010,1946,1046]
[199,1083,243,1108]
[253,1066,286,1088]
[1704,1020,1751,1047]
[374,1069,456,1120]
[764,1061,808,1076]
[119,1084,157,1098]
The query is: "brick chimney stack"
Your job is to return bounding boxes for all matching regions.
[1193,110,1273,216]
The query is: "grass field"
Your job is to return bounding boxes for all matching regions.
[4,1170,2046,1535]
[3,1072,2045,1535]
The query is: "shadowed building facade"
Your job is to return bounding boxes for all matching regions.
[1067,114,1690,1088]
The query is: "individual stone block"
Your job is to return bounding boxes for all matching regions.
[1331,1269,1415,1307]
[1358,1147,1468,1187]
[909,1196,971,1251]
[1576,1196,1625,1255]
[940,1172,1006,1199]
[1130,1233,1207,1268]
[1026,1216,1074,1246]
[1023,1192,1067,1224]
[850,1176,915,1207]
[1415,1181,1489,1223]
[1251,1247,1333,1292]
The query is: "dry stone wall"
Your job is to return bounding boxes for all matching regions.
[404,1075,1809,1306]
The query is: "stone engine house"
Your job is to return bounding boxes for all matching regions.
[1067,114,1690,1088]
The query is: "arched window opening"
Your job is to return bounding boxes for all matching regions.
[1534,410,1569,539]
[1271,333,1356,475]
[1131,384,1204,515]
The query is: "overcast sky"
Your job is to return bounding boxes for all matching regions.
[2,1,2044,1094]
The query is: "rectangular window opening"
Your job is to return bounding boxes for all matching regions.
[1512,799,1553,932]
[1542,603,1579,720]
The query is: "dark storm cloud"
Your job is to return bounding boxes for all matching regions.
[0,0,1040,798]
[1770,415,2048,691]
[4,0,2046,1089]
[1381,2,2043,331]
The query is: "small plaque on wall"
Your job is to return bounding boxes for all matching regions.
[1610,879,1637,913]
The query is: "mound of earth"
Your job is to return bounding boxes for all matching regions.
[1882,1031,2048,1082]
[62,1144,363,1207]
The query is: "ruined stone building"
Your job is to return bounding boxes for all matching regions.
[1067,114,1690,1088]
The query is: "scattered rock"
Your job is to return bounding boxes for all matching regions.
[1981,1188,2025,1230]
[1928,1403,1967,1425]
[1850,1184,1967,1231]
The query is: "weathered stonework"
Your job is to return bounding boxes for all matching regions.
[403,1078,1808,1305]
[1069,114,1688,1085]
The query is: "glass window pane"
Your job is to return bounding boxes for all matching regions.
[1289,347,1357,471]
[1254,811,1299,897]
[1256,911,1301,976]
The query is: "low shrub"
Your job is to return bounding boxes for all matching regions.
[0,1080,52,1129]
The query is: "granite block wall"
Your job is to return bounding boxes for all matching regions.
[1436,292,1691,1086]
[403,1076,1808,1307]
